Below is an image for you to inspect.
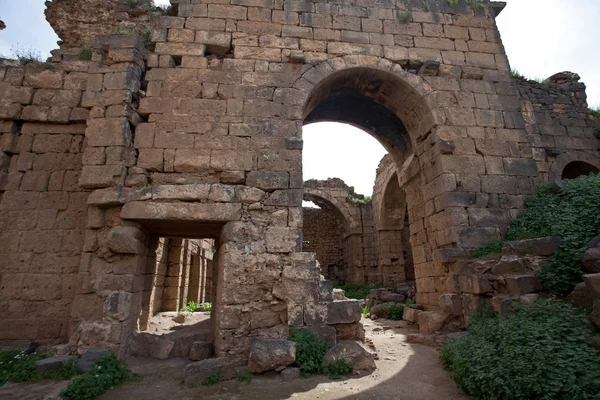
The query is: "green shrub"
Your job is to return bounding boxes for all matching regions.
[202,373,223,386]
[289,328,331,377]
[60,354,134,400]
[347,195,372,205]
[507,174,600,295]
[202,302,212,312]
[384,303,406,320]
[335,283,381,300]
[180,301,200,312]
[322,358,353,380]
[590,107,600,118]
[470,240,503,259]
[440,299,600,400]
[79,48,92,61]
[0,350,81,386]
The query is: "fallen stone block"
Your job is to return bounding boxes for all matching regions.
[189,341,213,361]
[248,338,296,374]
[583,273,600,298]
[380,292,405,303]
[566,282,594,308]
[369,302,394,318]
[325,300,362,325]
[417,311,450,333]
[332,322,365,341]
[281,367,300,381]
[324,341,375,372]
[77,348,113,372]
[333,288,348,301]
[305,325,337,346]
[502,236,560,256]
[35,355,77,374]
[505,275,543,296]
[403,307,423,323]
[439,293,462,315]
[491,255,529,275]
[458,274,493,294]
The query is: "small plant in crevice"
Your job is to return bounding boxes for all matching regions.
[289,328,332,378]
[594,128,600,139]
[470,239,503,259]
[10,44,44,64]
[396,0,412,24]
[141,29,153,51]
[60,354,136,400]
[237,369,253,384]
[322,358,353,380]
[202,373,223,386]
[590,107,600,118]
[79,47,92,61]
[362,304,370,318]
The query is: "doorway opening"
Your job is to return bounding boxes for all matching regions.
[561,161,599,180]
[132,229,220,360]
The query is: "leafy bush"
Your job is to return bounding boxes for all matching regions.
[0,350,45,384]
[470,240,503,259]
[507,174,600,295]
[347,195,372,205]
[590,107,600,118]
[289,328,332,377]
[60,354,134,400]
[384,303,406,320]
[440,299,600,400]
[322,358,353,380]
[202,373,222,386]
[180,301,200,312]
[335,283,381,300]
[202,302,212,312]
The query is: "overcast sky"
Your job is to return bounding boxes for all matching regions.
[0,0,598,195]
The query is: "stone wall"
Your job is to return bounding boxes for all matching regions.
[2,0,599,355]
[0,59,92,344]
[516,73,600,185]
[302,207,344,283]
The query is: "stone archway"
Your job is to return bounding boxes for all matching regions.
[549,151,600,181]
[298,59,441,302]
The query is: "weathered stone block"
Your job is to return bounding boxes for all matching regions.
[324,341,375,372]
[417,311,449,333]
[189,341,214,361]
[107,226,145,254]
[325,300,362,325]
[121,201,242,222]
[248,338,296,373]
[505,275,543,296]
[502,236,560,257]
[583,273,600,298]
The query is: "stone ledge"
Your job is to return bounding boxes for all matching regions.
[121,201,242,222]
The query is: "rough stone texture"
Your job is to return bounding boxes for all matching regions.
[247,338,296,373]
[324,340,376,372]
[1,0,599,361]
[189,341,214,361]
[280,367,300,381]
[185,357,245,384]
[35,355,77,374]
[325,300,362,324]
[76,348,113,371]
[566,282,594,309]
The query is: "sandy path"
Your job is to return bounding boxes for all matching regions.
[0,318,468,400]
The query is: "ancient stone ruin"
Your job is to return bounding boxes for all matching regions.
[0,0,599,371]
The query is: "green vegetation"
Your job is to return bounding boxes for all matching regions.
[346,186,372,205]
[594,128,600,139]
[180,301,211,312]
[60,354,135,400]
[126,0,139,7]
[507,174,600,295]
[322,358,353,380]
[335,283,381,300]
[590,107,600,118]
[470,240,503,259]
[510,69,549,84]
[440,299,600,400]
[141,29,153,51]
[202,373,223,386]
[0,350,81,386]
[289,328,332,377]
[237,369,253,384]
[79,47,92,61]
[7,45,45,64]
[446,0,485,12]
[384,303,406,320]
[362,304,370,318]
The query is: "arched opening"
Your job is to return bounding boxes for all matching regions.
[561,161,599,180]
[301,64,433,287]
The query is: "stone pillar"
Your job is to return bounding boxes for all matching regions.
[162,238,183,312]
[187,253,201,304]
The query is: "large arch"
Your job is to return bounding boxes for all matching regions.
[298,58,438,291]
[549,151,600,181]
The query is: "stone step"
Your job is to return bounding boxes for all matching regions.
[131,327,212,360]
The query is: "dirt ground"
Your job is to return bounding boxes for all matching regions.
[0,318,468,400]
